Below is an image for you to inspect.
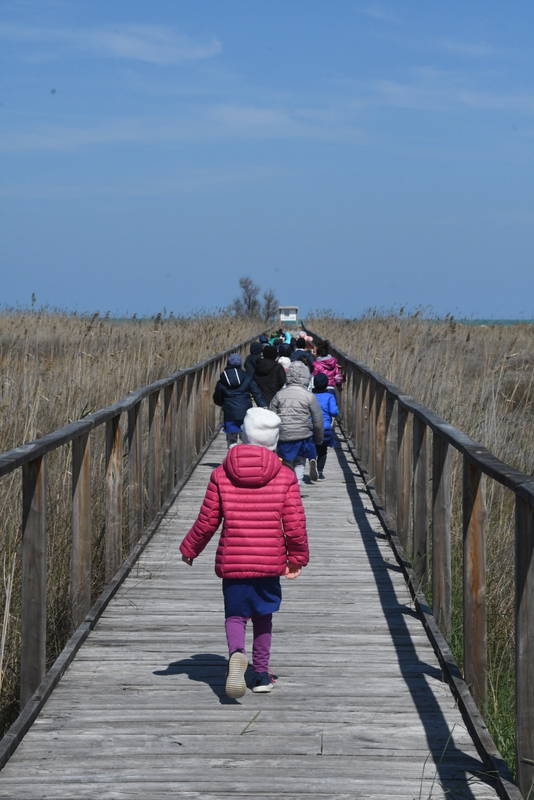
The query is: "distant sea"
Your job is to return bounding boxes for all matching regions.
[460,319,534,325]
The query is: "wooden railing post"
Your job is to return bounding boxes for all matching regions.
[163,383,174,496]
[384,394,397,521]
[396,405,412,555]
[360,375,370,469]
[128,401,143,548]
[148,390,162,518]
[515,495,534,797]
[432,432,452,639]
[354,371,362,453]
[21,455,47,706]
[71,433,92,627]
[412,416,428,586]
[463,459,487,712]
[375,385,386,503]
[105,414,122,581]
[368,381,377,488]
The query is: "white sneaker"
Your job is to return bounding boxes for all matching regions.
[225,651,248,698]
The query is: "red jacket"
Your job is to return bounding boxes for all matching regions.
[179,444,309,578]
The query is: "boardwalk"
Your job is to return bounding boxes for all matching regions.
[0,431,502,799]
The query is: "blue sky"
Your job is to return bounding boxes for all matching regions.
[2,1,534,318]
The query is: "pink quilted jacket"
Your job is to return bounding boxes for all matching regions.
[179,444,309,578]
[312,355,344,387]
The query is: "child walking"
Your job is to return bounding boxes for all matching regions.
[179,407,309,697]
[213,353,265,447]
[312,373,339,479]
[270,360,324,484]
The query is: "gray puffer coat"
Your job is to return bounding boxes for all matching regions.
[270,361,324,444]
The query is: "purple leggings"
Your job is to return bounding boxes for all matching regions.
[225,614,272,673]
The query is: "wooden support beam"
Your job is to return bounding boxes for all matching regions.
[375,386,386,503]
[105,415,122,581]
[396,406,412,555]
[20,456,47,706]
[463,459,487,713]
[384,394,397,521]
[412,416,428,586]
[432,433,452,640]
[128,401,143,549]
[515,496,534,797]
[148,390,162,518]
[71,433,92,628]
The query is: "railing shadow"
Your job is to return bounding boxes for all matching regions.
[334,432,500,799]
[153,653,248,706]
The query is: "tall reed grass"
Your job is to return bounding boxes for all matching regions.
[0,310,262,732]
[307,311,534,772]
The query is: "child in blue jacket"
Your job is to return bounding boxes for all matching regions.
[312,373,338,478]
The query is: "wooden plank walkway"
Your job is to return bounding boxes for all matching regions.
[0,431,502,799]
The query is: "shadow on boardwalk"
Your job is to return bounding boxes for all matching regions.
[154,654,241,706]
[334,431,499,800]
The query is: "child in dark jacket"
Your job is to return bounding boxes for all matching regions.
[312,373,339,479]
[213,354,265,447]
[253,345,286,405]
[180,407,308,697]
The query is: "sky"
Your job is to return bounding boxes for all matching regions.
[1,1,534,319]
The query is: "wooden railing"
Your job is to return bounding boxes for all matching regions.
[307,328,531,800]
[0,334,261,765]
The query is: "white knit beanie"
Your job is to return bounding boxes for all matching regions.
[278,356,291,372]
[242,407,281,451]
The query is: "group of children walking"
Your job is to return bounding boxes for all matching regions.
[179,330,343,698]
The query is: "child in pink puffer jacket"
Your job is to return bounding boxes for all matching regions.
[179,407,308,698]
[312,341,344,393]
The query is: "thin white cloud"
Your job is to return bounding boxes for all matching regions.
[441,40,496,58]
[366,68,534,114]
[0,22,221,64]
[361,4,398,24]
[0,104,361,153]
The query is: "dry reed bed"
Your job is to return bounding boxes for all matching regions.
[0,311,261,732]
[308,313,534,770]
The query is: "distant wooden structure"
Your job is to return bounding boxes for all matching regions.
[278,304,299,327]
[0,325,531,798]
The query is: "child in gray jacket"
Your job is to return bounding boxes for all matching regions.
[270,361,323,484]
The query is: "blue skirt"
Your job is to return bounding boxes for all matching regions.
[223,577,282,618]
[277,437,317,463]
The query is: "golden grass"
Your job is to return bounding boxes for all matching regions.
[307,312,534,771]
[0,310,262,732]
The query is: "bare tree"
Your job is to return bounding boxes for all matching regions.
[231,276,261,317]
[262,289,279,321]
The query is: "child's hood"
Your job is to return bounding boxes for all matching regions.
[223,444,282,487]
[220,367,246,389]
[286,360,311,387]
[316,356,337,371]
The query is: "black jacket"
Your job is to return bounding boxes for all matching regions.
[213,366,265,423]
[253,359,287,405]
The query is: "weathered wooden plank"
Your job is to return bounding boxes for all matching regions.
[515,495,534,797]
[412,416,428,586]
[148,389,162,517]
[432,432,452,640]
[71,433,92,627]
[463,459,487,713]
[105,414,123,581]
[20,455,48,706]
[127,400,143,548]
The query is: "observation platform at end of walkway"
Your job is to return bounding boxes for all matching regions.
[0,431,503,799]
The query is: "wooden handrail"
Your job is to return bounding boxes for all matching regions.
[0,330,265,763]
[306,326,531,799]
